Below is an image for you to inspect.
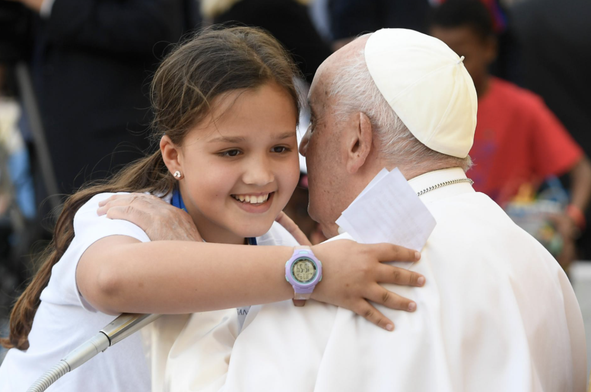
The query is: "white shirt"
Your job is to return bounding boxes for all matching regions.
[0,192,298,392]
[163,167,587,391]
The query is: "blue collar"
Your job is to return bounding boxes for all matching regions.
[171,188,257,246]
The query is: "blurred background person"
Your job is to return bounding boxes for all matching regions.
[511,0,591,260]
[202,0,331,84]
[430,0,591,271]
[431,0,523,84]
[9,0,200,200]
[327,0,431,50]
[0,0,200,364]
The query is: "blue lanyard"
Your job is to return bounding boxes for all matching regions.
[171,188,257,246]
[171,187,187,212]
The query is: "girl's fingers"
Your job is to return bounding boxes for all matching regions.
[353,301,395,331]
[377,264,426,287]
[275,211,313,246]
[366,283,417,312]
[369,243,421,264]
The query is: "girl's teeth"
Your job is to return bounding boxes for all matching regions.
[233,194,269,204]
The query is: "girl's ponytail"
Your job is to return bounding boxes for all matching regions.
[0,151,173,350]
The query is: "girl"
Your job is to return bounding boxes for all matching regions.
[0,27,422,391]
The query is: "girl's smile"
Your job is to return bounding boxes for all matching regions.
[231,192,275,213]
[231,192,272,204]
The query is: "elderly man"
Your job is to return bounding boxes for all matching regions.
[104,29,587,391]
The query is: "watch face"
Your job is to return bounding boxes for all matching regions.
[292,258,317,283]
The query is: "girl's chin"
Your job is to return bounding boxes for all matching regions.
[234,220,276,240]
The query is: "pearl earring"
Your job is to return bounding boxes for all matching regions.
[173,171,182,179]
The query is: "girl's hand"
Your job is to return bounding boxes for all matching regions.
[97,193,202,242]
[276,211,312,246]
[310,240,424,331]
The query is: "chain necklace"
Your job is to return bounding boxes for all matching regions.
[416,178,474,196]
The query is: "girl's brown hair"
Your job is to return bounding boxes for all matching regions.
[1,26,301,350]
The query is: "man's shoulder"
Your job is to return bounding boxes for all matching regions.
[427,191,557,269]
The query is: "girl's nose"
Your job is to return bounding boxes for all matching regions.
[243,155,274,186]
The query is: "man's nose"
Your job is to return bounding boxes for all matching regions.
[299,130,310,156]
[243,155,274,185]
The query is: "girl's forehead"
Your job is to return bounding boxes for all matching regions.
[184,120,297,146]
[185,84,298,141]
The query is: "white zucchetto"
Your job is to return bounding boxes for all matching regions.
[364,28,477,158]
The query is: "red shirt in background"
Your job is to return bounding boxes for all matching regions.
[468,77,583,205]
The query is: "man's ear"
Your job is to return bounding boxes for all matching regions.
[346,112,374,174]
[160,135,182,175]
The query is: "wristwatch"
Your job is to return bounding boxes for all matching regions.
[285,246,323,307]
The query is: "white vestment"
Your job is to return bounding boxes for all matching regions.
[157,168,588,392]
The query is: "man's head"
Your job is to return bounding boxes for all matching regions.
[299,28,477,237]
[429,0,497,96]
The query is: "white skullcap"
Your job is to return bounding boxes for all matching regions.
[364,28,477,158]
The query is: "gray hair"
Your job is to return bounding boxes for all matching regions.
[326,41,472,172]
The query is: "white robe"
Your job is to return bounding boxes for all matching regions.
[155,168,587,392]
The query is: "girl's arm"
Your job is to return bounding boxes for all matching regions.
[78,236,422,331]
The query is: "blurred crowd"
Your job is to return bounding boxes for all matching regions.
[0,0,590,312]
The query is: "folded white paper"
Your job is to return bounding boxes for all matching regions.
[335,168,436,251]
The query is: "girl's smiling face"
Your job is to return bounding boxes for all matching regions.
[161,82,300,244]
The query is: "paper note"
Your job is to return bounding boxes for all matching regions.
[335,168,436,251]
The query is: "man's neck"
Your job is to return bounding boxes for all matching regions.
[389,164,465,182]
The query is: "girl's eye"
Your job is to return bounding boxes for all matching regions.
[272,146,291,153]
[220,149,241,157]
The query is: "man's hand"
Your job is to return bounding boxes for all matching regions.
[97,193,202,242]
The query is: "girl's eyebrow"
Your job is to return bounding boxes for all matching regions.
[208,136,246,143]
[209,131,295,144]
[275,131,296,140]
